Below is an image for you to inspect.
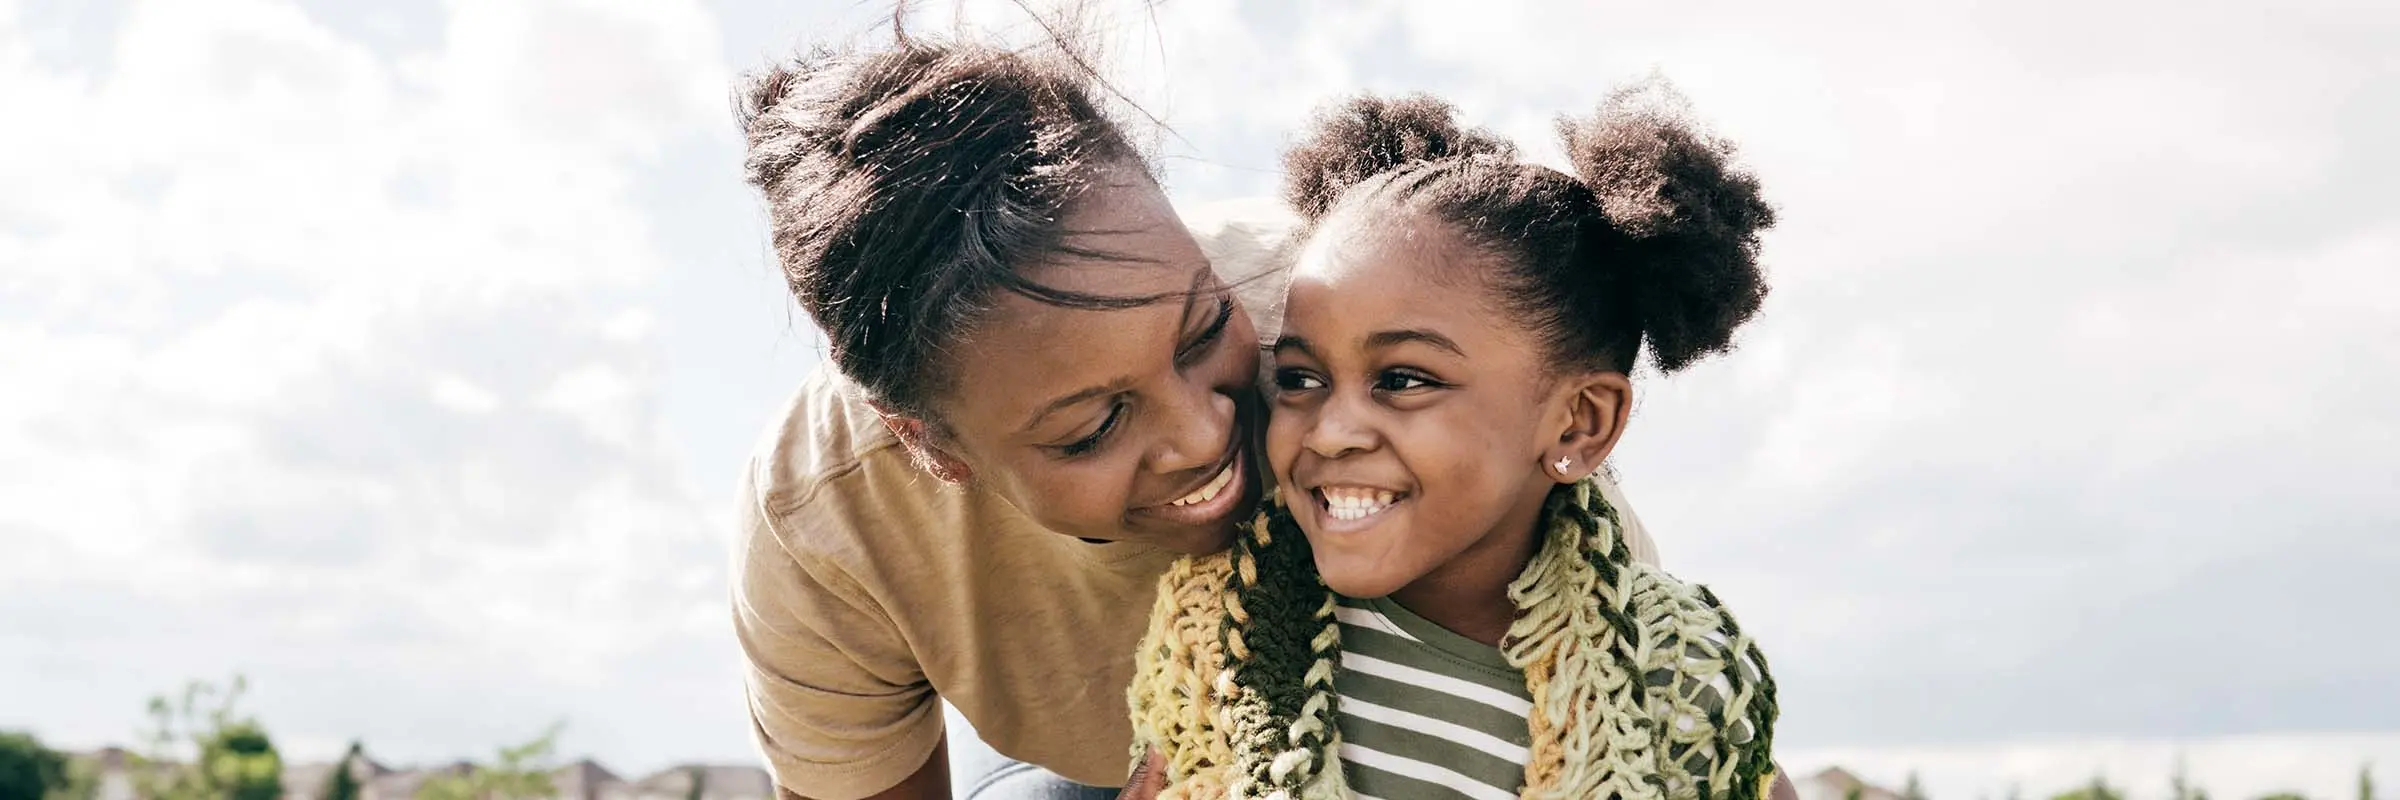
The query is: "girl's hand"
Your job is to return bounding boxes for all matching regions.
[1116,748,1168,800]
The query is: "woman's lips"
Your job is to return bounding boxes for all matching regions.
[1134,449,1249,528]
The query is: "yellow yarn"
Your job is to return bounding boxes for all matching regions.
[1126,479,1779,800]
[1127,551,1239,798]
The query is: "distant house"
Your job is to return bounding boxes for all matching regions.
[626,765,772,800]
[70,745,768,800]
[86,747,140,800]
[1800,767,1911,800]
[363,761,474,800]
[551,758,630,800]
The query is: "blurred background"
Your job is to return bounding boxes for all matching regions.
[2,0,2395,798]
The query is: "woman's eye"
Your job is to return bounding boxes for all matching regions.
[1273,368,1324,392]
[1058,403,1125,457]
[1175,298,1235,366]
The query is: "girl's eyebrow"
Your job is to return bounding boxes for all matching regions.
[1364,328,1464,357]
[1271,335,1314,355]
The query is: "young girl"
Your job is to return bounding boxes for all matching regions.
[1125,84,1782,800]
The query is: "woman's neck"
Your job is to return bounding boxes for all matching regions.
[1388,477,1556,647]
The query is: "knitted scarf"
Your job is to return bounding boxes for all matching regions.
[1126,479,1779,800]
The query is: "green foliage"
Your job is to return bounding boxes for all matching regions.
[132,675,283,800]
[51,757,98,800]
[2050,775,2126,800]
[2362,763,2376,800]
[1846,786,1865,800]
[683,766,706,800]
[414,723,563,800]
[1905,772,1928,800]
[324,741,366,800]
[0,730,69,800]
[2257,793,2310,800]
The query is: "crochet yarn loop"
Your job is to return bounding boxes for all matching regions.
[1128,479,1779,800]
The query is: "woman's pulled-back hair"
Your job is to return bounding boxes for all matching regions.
[737,30,1158,419]
[1282,80,1774,374]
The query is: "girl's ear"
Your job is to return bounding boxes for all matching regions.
[870,404,975,484]
[1542,371,1632,484]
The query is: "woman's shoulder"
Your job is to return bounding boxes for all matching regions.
[739,367,993,567]
[748,367,899,504]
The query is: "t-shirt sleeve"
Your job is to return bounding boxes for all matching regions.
[732,463,944,800]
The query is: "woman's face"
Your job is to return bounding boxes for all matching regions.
[928,169,1264,555]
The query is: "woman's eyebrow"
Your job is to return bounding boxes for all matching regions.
[1271,335,1314,356]
[1021,378,1132,435]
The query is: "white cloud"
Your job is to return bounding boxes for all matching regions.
[0,0,744,770]
[430,374,503,414]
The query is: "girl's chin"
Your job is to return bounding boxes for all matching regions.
[1314,560,1417,600]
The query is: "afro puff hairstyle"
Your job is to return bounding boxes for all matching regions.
[1281,79,1775,374]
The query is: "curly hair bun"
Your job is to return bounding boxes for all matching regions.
[1561,78,1775,372]
[1281,93,1515,222]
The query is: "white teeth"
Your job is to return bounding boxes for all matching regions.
[1317,486,1399,521]
[1170,462,1236,507]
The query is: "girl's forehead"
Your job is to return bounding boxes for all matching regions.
[1281,213,1535,356]
[1292,212,1475,289]
[1288,232,1460,324]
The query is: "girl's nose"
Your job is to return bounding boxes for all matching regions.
[1300,391,1375,459]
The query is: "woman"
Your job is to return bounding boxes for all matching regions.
[729,31,1663,800]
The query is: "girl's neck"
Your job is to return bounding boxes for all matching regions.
[1388,478,1555,647]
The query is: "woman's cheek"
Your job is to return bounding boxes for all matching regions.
[1025,458,1129,532]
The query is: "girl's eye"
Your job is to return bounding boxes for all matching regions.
[1273,368,1325,393]
[1058,402,1125,457]
[1373,370,1440,393]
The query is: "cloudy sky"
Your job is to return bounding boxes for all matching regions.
[3,0,2395,797]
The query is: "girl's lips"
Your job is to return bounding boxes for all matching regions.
[1302,484,1409,536]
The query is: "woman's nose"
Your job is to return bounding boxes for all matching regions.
[1154,381,1234,473]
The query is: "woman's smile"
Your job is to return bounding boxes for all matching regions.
[1131,441,1251,528]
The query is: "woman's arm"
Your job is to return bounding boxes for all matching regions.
[778,739,951,800]
[736,462,948,800]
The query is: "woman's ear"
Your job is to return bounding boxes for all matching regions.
[1541,371,1632,484]
[871,405,975,484]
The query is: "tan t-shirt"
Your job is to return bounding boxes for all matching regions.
[731,214,1665,799]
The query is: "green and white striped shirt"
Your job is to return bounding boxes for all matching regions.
[1334,594,1531,800]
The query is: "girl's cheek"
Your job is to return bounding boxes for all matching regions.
[1264,413,1305,482]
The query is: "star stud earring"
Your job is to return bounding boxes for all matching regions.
[1553,456,1573,474]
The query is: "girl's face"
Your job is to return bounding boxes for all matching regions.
[1268,212,1575,599]
[929,170,1264,556]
